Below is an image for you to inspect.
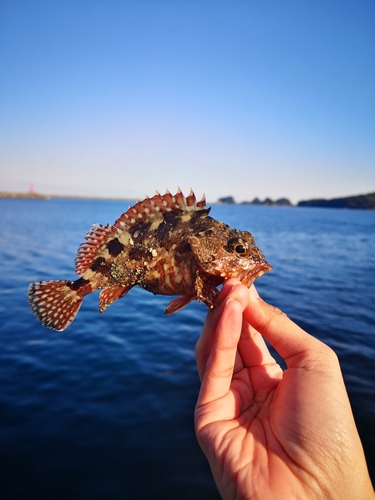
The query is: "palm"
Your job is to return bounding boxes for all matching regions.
[196,357,313,499]
[194,281,372,500]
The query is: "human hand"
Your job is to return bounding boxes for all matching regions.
[195,279,374,500]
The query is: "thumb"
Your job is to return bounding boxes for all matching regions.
[244,288,337,370]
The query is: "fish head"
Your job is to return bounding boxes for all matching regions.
[188,229,272,287]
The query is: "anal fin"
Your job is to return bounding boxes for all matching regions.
[99,285,132,313]
[164,295,195,316]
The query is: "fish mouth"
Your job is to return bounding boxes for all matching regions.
[240,261,273,287]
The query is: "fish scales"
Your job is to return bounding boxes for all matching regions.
[28,189,272,331]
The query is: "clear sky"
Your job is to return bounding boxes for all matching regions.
[1,0,374,204]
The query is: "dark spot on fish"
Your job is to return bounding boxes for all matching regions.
[128,244,152,261]
[178,241,191,254]
[107,238,124,257]
[67,278,92,297]
[191,209,210,222]
[154,213,178,241]
[162,211,179,226]
[67,277,88,290]
[140,277,160,294]
[91,257,106,271]
[130,221,152,240]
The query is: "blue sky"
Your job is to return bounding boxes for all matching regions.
[1,0,374,203]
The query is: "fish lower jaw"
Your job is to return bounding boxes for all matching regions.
[240,261,273,287]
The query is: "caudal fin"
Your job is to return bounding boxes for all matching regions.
[28,280,84,331]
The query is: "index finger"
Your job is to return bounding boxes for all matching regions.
[195,279,247,381]
[197,297,243,406]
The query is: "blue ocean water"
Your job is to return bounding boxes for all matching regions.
[0,198,374,499]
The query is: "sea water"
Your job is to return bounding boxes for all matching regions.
[0,198,374,499]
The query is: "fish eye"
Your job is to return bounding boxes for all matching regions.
[234,244,246,254]
[227,237,249,256]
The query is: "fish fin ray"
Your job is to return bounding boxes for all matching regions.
[99,285,132,313]
[164,295,195,316]
[114,189,208,229]
[28,280,87,331]
[75,224,119,275]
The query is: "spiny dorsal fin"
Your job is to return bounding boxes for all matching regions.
[75,190,208,276]
[114,189,208,230]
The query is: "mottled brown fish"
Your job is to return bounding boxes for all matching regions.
[28,189,272,331]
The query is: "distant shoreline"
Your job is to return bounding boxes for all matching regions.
[297,192,375,210]
[1,191,374,209]
[0,191,51,199]
[218,192,375,210]
[0,192,135,201]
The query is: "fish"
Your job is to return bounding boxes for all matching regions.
[28,189,272,331]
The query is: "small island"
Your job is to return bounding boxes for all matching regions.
[218,196,292,206]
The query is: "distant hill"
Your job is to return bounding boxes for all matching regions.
[218,196,235,204]
[242,197,292,207]
[218,196,292,206]
[297,192,375,210]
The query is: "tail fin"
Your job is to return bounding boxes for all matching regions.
[28,280,85,331]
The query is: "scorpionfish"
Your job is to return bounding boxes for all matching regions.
[28,189,272,331]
